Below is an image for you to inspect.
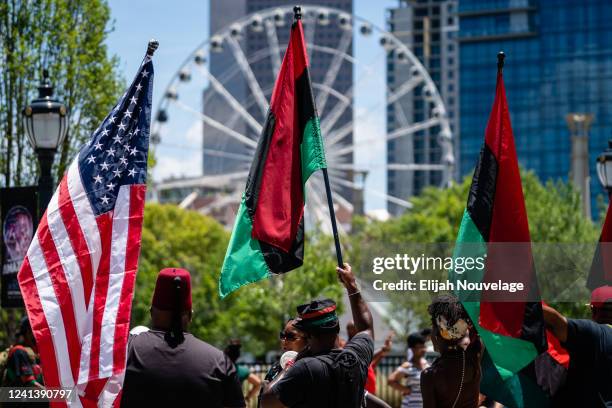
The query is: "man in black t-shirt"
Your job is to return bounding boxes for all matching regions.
[543,285,612,407]
[121,268,245,407]
[260,263,375,408]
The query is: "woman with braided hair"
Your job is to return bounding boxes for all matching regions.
[420,294,483,408]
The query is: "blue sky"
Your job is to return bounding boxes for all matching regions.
[107,0,398,211]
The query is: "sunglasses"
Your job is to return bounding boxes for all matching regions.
[279,330,302,342]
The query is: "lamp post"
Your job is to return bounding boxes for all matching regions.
[22,69,68,217]
[597,139,612,200]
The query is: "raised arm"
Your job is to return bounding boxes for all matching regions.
[337,263,374,340]
[371,333,394,368]
[542,304,568,343]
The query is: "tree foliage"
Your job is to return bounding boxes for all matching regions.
[0,0,122,187]
[132,204,343,356]
[349,171,599,334]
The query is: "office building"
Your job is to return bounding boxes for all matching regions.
[386,0,459,215]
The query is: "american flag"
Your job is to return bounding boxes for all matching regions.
[18,49,154,407]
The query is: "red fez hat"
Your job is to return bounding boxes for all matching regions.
[152,268,192,312]
[591,285,612,308]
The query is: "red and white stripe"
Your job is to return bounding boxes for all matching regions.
[18,159,146,408]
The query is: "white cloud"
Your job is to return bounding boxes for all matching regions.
[153,151,201,181]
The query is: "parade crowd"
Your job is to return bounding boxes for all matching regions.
[1,263,611,408]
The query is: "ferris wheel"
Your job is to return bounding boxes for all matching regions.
[151,5,453,226]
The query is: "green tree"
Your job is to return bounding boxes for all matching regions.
[0,0,122,187]
[132,204,343,356]
[349,171,599,335]
[0,0,122,347]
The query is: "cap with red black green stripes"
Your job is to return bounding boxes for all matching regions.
[294,298,339,332]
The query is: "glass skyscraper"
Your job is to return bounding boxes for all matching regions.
[386,0,459,216]
[458,0,612,211]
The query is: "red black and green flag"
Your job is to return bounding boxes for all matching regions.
[587,200,612,290]
[219,17,327,298]
[451,57,550,407]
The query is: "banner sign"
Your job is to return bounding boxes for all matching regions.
[1,186,37,308]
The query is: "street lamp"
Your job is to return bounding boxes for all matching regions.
[23,69,68,216]
[597,139,612,199]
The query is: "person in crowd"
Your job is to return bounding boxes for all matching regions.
[346,321,394,396]
[257,319,307,407]
[420,294,483,408]
[260,263,374,408]
[121,268,245,407]
[388,332,430,408]
[225,339,262,404]
[543,285,612,407]
[420,328,434,352]
[1,317,47,408]
[1,317,44,389]
[407,328,434,362]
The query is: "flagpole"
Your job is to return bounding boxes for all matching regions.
[292,5,345,268]
[497,51,505,73]
[322,168,344,268]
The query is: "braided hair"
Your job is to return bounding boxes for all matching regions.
[171,276,185,342]
[427,293,471,330]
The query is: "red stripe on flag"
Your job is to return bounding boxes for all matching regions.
[113,185,146,373]
[18,258,62,389]
[300,305,337,319]
[79,378,109,408]
[88,212,113,380]
[37,214,82,382]
[480,72,532,338]
[600,203,612,282]
[251,20,308,252]
[58,176,94,307]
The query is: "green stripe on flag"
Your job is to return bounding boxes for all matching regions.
[301,116,327,185]
[452,210,538,379]
[219,196,270,298]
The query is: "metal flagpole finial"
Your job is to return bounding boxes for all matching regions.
[497,51,505,73]
[147,39,159,56]
[293,5,302,20]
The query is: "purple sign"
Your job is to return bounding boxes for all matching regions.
[1,186,37,308]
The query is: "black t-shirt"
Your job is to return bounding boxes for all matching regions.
[271,332,374,407]
[120,330,245,407]
[556,319,612,407]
